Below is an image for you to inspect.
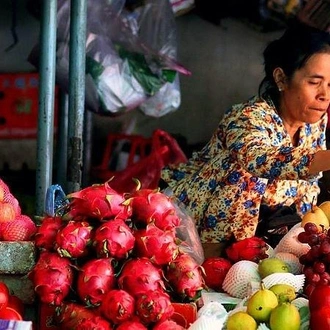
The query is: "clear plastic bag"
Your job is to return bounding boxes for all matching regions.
[55,0,190,116]
[163,187,205,265]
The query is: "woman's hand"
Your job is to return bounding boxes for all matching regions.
[309,150,330,175]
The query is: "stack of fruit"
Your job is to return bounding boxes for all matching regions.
[29,181,205,329]
[198,200,330,330]
[0,179,36,241]
[29,175,330,329]
[295,202,330,298]
[221,256,307,330]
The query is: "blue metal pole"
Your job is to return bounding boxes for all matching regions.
[67,0,87,193]
[36,0,57,216]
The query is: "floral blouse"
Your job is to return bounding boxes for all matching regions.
[161,95,327,243]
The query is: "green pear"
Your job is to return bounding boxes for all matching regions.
[258,257,290,279]
[269,302,300,330]
[246,283,278,323]
[269,283,296,303]
[226,311,257,330]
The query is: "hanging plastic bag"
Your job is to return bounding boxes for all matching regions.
[54,0,190,116]
[102,129,188,193]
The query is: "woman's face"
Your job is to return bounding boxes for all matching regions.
[279,52,330,125]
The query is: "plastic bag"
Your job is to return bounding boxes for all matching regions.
[164,187,205,265]
[55,0,190,116]
[103,129,188,193]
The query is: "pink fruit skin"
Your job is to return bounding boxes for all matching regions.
[29,252,73,306]
[56,220,93,258]
[166,253,205,301]
[133,224,179,266]
[136,290,174,325]
[64,182,131,221]
[128,189,180,230]
[35,216,64,251]
[93,218,135,259]
[77,258,116,306]
[117,258,166,297]
[101,289,135,324]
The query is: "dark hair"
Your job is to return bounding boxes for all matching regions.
[259,21,330,97]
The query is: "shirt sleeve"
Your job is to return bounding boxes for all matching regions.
[224,102,326,181]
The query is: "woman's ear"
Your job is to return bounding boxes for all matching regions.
[273,67,287,92]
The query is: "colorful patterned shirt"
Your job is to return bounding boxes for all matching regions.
[161,95,327,243]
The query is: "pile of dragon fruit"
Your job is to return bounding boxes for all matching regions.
[29,181,206,330]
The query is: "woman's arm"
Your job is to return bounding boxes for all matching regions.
[309,150,330,175]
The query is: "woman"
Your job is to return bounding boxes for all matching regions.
[161,22,330,248]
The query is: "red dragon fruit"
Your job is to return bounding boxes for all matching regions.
[133,225,179,266]
[93,218,135,259]
[34,216,64,251]
[101,289,135,324]
[63,181,131,221]
[117,258,166,297]
[153,320,185,330]
[165,253,205,302]
[55,221,93,258]
[29,251,73,305]
[225,236,268,263]
[77,258,116,306]
[126,188,180,230]
[116,320,147,330]
[135,290,174,325]
[54,302,100,329]
[76,316,112,330]
[201,257,232,292]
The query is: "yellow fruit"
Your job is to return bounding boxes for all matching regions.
[258,257,290,279]
[226,311,257,330]
[246,283,278,323]
[269,302,300,330]
[269,283,296,303]
[319,201,330,222]
[301,205,329,231]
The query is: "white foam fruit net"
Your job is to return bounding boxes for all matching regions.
[222,260,261,299]
[262,272,305,293]
[274,223,310,257]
